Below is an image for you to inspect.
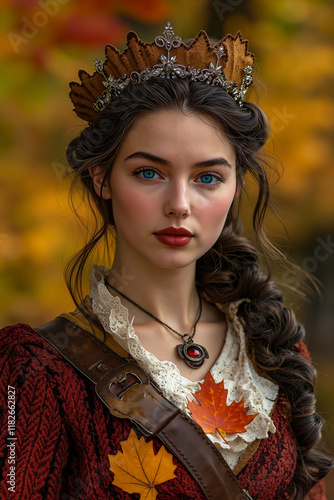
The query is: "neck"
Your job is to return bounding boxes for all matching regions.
[107,254,199,333]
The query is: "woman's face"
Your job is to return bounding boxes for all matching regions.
[98,109,237,271]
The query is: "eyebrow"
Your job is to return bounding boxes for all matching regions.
[124,151,231,168]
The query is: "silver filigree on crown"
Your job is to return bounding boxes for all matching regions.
[93,22,253,112]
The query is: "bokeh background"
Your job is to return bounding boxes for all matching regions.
[1,0,333,494]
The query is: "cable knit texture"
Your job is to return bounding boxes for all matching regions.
[0,323,327,499]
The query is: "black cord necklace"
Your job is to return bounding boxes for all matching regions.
[105,280,209,369]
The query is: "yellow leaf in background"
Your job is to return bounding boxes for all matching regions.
[108,429,176,499]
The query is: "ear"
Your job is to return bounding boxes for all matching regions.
[235,177,245,199]
[88,166,112,200]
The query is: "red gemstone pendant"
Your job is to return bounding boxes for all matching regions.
[177,341,209,368]
[188,347,201,358]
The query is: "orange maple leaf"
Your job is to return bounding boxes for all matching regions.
[108,429,176,499]
[187,372,258,442]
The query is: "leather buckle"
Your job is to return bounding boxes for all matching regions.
[96,363,179,436]
[99,362,149,399]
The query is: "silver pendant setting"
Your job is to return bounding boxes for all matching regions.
[177,341,209,368]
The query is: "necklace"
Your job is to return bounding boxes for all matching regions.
[105,281,209,369]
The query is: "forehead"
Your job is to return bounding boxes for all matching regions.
[116,109,235,166]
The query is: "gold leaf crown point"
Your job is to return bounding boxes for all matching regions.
[187,30,211,49]
[222,31,254,84]
[180,31,224,69]
[69,23,255,122]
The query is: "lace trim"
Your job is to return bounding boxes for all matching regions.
[89,265,278,469]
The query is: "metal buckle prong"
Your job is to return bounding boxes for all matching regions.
[95,362,179,436]
[109,372,142,399]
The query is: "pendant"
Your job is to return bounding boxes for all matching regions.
[177,341,209,369]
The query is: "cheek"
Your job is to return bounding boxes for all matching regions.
[112,184,153,225]
[195,197,234,254]
[195,191,235,228]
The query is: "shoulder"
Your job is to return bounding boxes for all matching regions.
[1,322,63,362]
[0,322,82,388]
[0,321,97,424]
[1,322,45,345]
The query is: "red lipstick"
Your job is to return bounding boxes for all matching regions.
[153,227,194,247]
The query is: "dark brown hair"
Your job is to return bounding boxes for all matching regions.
[66,78,333,497]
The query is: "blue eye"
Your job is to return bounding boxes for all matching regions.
[201,175,214,184]
[142,169,156,179]
[197,173,222,185]
[132,168,160,180]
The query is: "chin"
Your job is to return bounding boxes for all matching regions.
[149,252,201,271]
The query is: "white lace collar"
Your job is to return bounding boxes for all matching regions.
[89,265,278,469]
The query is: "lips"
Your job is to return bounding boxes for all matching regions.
[154,227,193,236]
[153,227,194,247]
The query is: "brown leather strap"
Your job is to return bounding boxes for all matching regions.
[35,316,251,500]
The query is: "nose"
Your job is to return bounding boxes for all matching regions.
[163,181,191,218]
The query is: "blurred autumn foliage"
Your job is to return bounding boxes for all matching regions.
[0,0,333,489]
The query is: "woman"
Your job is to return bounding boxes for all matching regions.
[0,23,332,499]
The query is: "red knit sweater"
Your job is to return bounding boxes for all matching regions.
[0,324,326,499]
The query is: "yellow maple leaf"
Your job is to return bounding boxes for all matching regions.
[108,429,176,499]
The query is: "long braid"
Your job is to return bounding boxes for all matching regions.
[196,214,332,497]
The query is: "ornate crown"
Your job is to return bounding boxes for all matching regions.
[69,23,255,122]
